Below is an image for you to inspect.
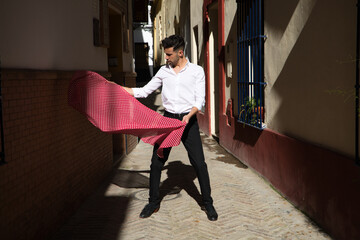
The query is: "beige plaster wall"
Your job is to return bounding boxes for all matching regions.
[224,0,238,112]
[0,0,107,71]
[190,0,204,66]
[153,0,164,66]
[264,0,357,157]
[152,1,161,67]
[153,0,194,67]
[152,0,179,66]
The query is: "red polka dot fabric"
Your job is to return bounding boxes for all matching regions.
[68,71,186,158]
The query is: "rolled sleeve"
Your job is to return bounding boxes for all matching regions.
[193,67,206,111]
[132,88,147,98]
[132,75,162,98]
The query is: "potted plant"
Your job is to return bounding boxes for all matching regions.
[239,97,264,125]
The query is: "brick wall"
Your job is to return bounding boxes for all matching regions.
[126,134,138,154]
[111,71,138,158]
[0,70,114,240]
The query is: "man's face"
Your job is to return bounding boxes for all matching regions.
[164,47,182,68]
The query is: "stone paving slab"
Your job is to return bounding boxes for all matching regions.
[52,133,332,240]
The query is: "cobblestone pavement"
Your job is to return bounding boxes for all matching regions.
[52,133,332,240]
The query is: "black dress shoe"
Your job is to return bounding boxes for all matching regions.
[202,204,218,221]
[139,203,160,218]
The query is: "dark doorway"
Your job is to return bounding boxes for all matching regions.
[135,42,152,85]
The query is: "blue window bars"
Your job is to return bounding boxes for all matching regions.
[237,0,266,129]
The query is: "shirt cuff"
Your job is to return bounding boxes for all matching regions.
[132,88,143,98]
[194,102,204,112]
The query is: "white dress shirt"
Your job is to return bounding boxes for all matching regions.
[132,60,205,114]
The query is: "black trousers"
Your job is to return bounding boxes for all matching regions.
[149,111,213,206]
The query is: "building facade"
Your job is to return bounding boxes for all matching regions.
[0,0,136,239]
[151,0,360,239]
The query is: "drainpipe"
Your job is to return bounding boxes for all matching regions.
[356,0,359,165]
[0,58,5,165]
[203,1,211,136]
[218,0,225,116]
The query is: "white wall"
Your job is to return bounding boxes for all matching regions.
[0,0,107,71]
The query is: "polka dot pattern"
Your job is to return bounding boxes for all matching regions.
[68,71,186,158]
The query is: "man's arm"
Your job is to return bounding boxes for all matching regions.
[193,67,205,114]
[122,87,134,96]
[181,66,206,124]
[182,107,199,123]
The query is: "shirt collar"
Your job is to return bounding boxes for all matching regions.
[179,58,190,72]
[165,57,190,73]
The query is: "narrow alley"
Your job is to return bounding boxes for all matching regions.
[1,1,359,239]
[52,133,331,240]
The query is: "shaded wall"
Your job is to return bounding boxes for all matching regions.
[0,1,137,238]
[0,70,113,240]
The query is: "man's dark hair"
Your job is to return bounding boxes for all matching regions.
[161,35,185,51]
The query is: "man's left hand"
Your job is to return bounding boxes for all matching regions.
[182,107,199,123]
[182,114,190,123]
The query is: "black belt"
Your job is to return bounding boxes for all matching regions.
[164,111,189,119]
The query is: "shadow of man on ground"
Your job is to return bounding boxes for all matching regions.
[159,161,203,207]
[112,169,150,188]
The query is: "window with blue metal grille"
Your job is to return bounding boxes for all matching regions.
[237,0,266,129]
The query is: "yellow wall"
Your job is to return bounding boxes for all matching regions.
[264,0,357,157]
